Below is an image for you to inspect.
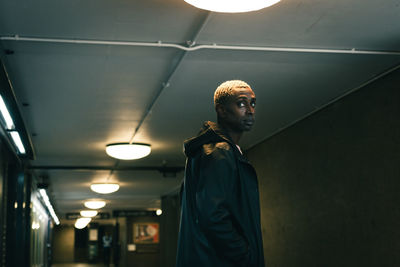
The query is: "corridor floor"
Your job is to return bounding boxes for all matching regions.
[52,264,115,267]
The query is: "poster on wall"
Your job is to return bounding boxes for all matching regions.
[133,223,159,244]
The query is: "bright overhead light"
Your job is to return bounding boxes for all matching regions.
[38,189,60,225]
[84,200,106,209]
[80,210,98,218]
[184,0,280,13]
[156,209,162,216]
[106,143,151,160]
[75,217,92,229]
[0,95,15,130]
[90,183,120,194]
[10,131,26,154]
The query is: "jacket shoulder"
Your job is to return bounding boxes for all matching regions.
[202,141,232,156]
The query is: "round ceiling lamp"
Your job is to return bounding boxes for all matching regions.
[84,200,106,209]
[106,143,151,160]
[184,0,280,13]
[75,217,92,229]
[80,210,98,218]
[90,183,120,194]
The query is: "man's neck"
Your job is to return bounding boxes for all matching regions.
[217,121,242,145]
[227,131,242,145]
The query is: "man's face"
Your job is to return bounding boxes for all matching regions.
[220,86,256,132]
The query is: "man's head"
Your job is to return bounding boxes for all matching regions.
[214,80,256,133]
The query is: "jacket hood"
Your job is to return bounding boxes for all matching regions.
[183,121,233,157]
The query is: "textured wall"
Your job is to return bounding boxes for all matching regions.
[247,68,400,267]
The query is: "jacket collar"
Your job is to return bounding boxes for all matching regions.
[208,122,252,163]
[184,121,250,162]
[205,121,233,145]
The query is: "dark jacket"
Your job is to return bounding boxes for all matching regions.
[176,121,264,267]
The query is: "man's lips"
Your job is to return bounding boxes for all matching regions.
[243,119,254,126]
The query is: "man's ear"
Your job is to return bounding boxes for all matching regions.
[215,103,226,118]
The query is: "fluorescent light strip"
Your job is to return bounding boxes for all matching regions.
[39,189,60,225]
[9,131,26,154]
[0,95,15,130]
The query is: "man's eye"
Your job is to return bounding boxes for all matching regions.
[237,102,245,107]
[251,102,256,108]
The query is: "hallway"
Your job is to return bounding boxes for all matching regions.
[0,0,399,266]
[52,264,114,267]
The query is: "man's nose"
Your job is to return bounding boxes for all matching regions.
[246,104,255,115]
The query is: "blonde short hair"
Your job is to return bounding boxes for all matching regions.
[214,80,251,108]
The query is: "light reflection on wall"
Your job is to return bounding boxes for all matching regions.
[30,193,51,266]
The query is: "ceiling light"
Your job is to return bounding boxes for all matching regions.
[90,183,120,194]
[10,131,26,154]
[75,218,91,229]
[80,210,98,218]
[84,200,106,209]
[184,0,280,13]
[156,209,162,216]
[106,143,151,160]
[38,189,60,225]
[0,95,15,130]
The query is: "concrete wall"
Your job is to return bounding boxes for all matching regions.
[246,68,400,267]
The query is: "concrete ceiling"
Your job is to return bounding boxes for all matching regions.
[0,0,399,219]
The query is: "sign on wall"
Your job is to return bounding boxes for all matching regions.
[133,223,159,244]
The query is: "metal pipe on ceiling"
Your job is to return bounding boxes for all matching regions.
[29,165,185,172]
[1,35,400,56]
[29,165,185,178]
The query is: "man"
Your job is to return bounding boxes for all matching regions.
[102,232,112,267]
[176,80,265,267]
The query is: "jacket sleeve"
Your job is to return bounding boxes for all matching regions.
[196,147,250,265]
